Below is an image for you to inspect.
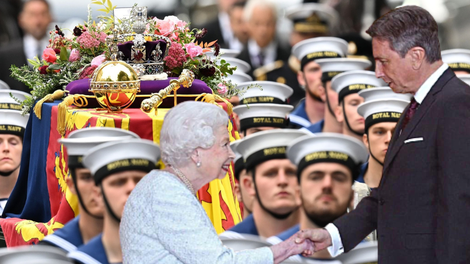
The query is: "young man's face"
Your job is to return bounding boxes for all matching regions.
[100,170,146,219]
[335,94,365,134]
[364,122,397,164]
[234,168,255,216]
[0,134,22,175]
[70,168,104,217]
[252,159,300,215]
[299,162,353,226]
[298,61,323,100]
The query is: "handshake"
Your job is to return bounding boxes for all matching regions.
[270,229,333,264]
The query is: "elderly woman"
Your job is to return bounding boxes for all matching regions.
[120,101,313,263]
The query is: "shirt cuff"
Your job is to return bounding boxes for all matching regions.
[325,223,344,257]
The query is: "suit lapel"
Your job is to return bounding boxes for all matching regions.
[380,68,455,185]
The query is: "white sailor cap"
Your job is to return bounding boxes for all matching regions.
[336,241,378,264]
[441,49,470,74]
[331,70,387,103]
[237,81,293,104]
[233,103,293,131]
[236,129,309,171]
[226,72,253,86]
[0,110,29,138]
[316,58,371,83]
[286,3,338,35]
[223,57,251,74]
[220,234,272,251]
[458,74,470,86]
[206,48,240,58]
[83,138,160,184]
[357,98,409,132]
[230,140,245,180]
[287,133,368,180]
[292,37,348,71]
[59,127,140,167]
[0,80,10,90]
[0,245,71,264]
[0,90,30,111]
[358,87,413,102]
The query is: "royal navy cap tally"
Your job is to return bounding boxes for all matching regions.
[285,3,338,35]
[358,87,413,102]
[231,140,245,181]
[59,127,140,168]
[237,81,294,104]
[83,138,160,185]
[226,72,253,86]
[316,58,371,83]
[0,80,10,90]
[287,133,368,179]
[0,110,29,138]
[357,98,409,132]
[0,90,30,111]
[223,57,251,74]
[233,103,293,131]
[441,49,470,73]
[236,129,309,171]
[458,74,470,86]
[292,37,348,71]
[331,70,386,104]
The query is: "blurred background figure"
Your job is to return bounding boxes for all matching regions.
[0,0,22,47]
[228,1,249,50]
[0,0,52,93]
[237,0,289,77]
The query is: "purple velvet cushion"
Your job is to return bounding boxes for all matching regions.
[66,78,213,95]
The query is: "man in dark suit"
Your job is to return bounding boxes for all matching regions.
[236,0,290,78]
[296,5,470,263]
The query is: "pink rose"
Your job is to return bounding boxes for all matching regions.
[156,18,175,36]
[91,54,106,67]
[217,83,228,95]
[42,48,57,63]
[69,49,80,62]
[184,43,203,59]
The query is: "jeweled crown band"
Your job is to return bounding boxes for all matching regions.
[297,151,358,181]
[245,146,287,172]
[338,84,376,104]
[94,158,156,185]
[240,116,289,132]
[365,111,401,133]
[241,96,285,105]
[301,51,341,71]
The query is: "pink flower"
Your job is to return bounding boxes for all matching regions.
[184,43,203,59]
[156,18,175,37]
[80,65,97,79]
[42,48,57,63]
[164,42,187,70]
[76,31,103,49]
[69,49,80,62]
[217,83,228,95]
[91,54,106,67]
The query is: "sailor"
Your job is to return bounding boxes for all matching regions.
[441,49,470,75]
[68,139,160,264]
[220,129,308,238]
[40,127,139,253]
[0,90,30,111]
[231,140,253,220]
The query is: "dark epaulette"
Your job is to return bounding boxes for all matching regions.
[253,60,284,81]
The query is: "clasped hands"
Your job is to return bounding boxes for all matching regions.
[271,229,332,264]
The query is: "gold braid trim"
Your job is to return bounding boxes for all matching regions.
[33,90,65,119]
[195,93,233,116]
[57,94,89,136]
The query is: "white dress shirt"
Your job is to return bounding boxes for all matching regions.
[23,34,49,62]
[247,39,277,68]
[325,62,449,258]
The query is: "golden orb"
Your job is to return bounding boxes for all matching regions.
[89,61,141,112]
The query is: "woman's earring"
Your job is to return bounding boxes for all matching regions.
[196,161,201,167]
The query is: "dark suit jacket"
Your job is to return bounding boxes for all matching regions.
[236,43,290,78]
[334,68,470,263]
[200,18,227,49]
[0,39,29,92]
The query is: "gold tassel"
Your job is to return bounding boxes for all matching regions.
[195,93,233,116]
[33,90,65,119]
[57,95,89,136]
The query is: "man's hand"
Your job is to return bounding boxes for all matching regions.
[294,229,332,257]
[270,231,315,264]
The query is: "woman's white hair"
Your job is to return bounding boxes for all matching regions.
[243,0,278,23]
[160,101,229,168]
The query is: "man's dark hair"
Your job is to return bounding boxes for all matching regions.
[366,5,441,63]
